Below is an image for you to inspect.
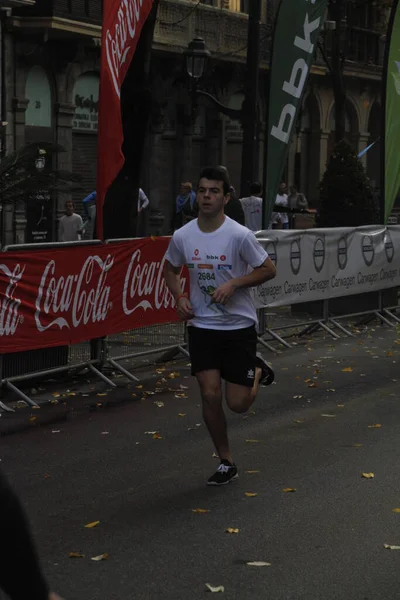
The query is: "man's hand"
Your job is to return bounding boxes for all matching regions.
[176,296,194,321]
[212,281,237,305]
[49,593,64,600]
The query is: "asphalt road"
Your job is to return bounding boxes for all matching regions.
[2,326,400,600]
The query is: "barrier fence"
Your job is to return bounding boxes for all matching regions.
[0,226,398,410]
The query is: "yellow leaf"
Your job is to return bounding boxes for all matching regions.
[175,393,187,398]
[392,508,400,513]
[352,443,363,448]
[52,392,60,398]
[342,367,353,372]
[283,488,296,493]
[226,528,239,534]
[156,368,166,374]
[293,419,305,424]
[69,552,85,558]
[244,492,258,497]
[29,416,37,422]
[178,413,187,417]
[384,544,400,550]
[321,414,336,418]
[337,404,345,408]
[205,584,225,593]
[192,508,210,514]
[91,553,109,561]
[304,378,312,383]
[84,521,100,528]
[368,424,382,429]
[246,470,260,474]
[362,472,374,479]
[97,393,107,397]
[136,385,143,389]
[308,383,318,388]
[153,433,162,440]
[246,561,271,567]
[168,372,180,379]
[246,439,260,443]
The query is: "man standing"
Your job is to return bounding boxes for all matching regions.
[271,182,289,229]
[240,182,263,232]
[58,200,83,242]
[164,166,276,486]
[287,185,308,229]
[171,182,197,231]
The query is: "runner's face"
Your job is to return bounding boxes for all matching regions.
[197,178,229,217]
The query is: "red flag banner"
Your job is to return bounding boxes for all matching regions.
[96,0,155,239]
[0,238,187,355]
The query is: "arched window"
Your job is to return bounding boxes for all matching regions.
[25,66,52,127]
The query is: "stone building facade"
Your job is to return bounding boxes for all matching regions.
[0,0,387,243]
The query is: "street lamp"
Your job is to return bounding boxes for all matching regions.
[183,0,262,198]
[35,156,46,171]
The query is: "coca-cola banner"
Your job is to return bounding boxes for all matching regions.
[96,0,155,239]
[0,238,186,355]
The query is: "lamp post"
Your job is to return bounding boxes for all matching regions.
[184,0,262,197]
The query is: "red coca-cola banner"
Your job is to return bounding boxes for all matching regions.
[96,0,155,239]
[0,238,186,355]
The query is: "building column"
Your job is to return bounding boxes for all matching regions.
[12,98,29,244]
[147,109,166,235]
[55,102,74,219]
[319,131,330,180]
[358,132,370,169]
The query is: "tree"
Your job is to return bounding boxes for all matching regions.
[317,140,379,227]
[0,142,82,205]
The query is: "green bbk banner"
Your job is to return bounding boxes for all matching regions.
[263,0,328,228]
[383,0,400,224]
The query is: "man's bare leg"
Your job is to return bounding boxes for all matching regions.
[196,369,233,463]
[225,367,262,414]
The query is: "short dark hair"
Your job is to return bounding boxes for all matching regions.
[250,182,262,196]
[199,166,231,195]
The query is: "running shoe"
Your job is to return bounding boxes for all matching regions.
[256,352,274,385]
[207,460,238,486]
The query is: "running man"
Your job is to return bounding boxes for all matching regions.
[164,166,276,486]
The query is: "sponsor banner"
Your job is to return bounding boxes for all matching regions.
[0,238,187,355]
[383,0,400,223]
[255,226,400,308]
[96,0,155,239]
[264,0,328,228]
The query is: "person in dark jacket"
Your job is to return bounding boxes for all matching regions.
[0,469,62,600]
[217,167,245,225]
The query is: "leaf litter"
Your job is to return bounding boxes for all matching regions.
[205,584,224,593]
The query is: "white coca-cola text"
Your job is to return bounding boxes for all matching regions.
[106,0,146,99]
[123,250,185,315]
[35,255,114,332]
[0,263,25,336]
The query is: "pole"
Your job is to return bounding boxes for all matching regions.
[240,0,261,199]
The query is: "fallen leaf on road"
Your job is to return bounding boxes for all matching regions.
[392,508,400,513]
[69,552,84,558]
[101,432,109,435]
[205,584,224,593]
[192,508,210,514]
[308,383,318,388]
[97,393,107,397]
[337,404,345,408]
[84,521,100,528]
[156,368,166,374]
[351,443,363,448]
[304,378,312,383]
[293,396,303,399]
[293,419,305,424]
[226,528,239,534]
[342,367,353,372]
[154,400,164,408]
[246,470,260,474]
[246,439,260,443]
[283,488,296,493]
[387,351,393,357]
[52,393,60,398]
[178,413,187,417]
[29,416,37,422]
[212,453,219,459]
[180,384,188,390]
[168,372,180,379]
[136,385,143,389]
[144,431,158,435]
[368,424,382,429]
[52,430,61,434]
[321,414,336,418]
[327,389,336,392]
[362,472,374,479]
[244,492,258,497]
[384,544,400,550]
[246,562,271,567]
[153,433,162,440]
[175,393,187,399]
[131,394,137,398]
[91,553,109,561]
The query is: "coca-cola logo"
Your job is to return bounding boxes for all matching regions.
[35,255,114,332]
[106,0,147,99]
[0,263,25,336]
[123,250,186,315]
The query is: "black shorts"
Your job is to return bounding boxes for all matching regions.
[187,325,257,387]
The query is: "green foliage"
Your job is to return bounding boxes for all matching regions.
[0,142,82,205]
[317,140,379,227]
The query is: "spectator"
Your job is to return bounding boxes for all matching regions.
[240,182,263,232]
[271,182,289,230]
[288,185,308,229]
[217,166,245,225]
[172,182,197,230]
[58,200,83,242]
[137,188,150,236]
[82,191,96,239]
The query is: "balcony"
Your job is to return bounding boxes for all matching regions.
[154,0,270,67]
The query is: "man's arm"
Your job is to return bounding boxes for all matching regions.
[298,194,308,209]
[164,260,194,321]
[212,258,276,305]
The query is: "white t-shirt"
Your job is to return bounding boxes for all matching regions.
[164,216,268,330]
[240,196,263,232]
[271,193,289,225]
[58,213,83,242]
